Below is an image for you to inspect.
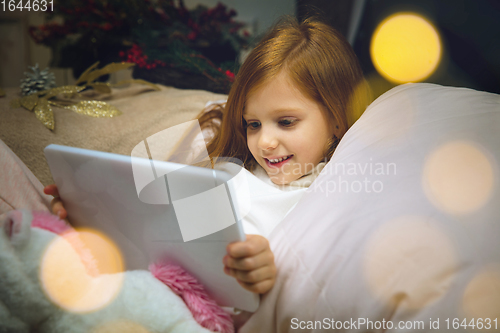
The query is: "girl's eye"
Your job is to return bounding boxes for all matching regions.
[278,118,298,127]
[246,121,261,130]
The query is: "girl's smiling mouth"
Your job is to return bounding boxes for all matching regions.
[264,155,293,168]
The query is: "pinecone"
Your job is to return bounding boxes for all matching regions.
[20,64,56,96]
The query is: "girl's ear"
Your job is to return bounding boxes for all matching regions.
[322,105,341,138]
[333,123,342,138]
[328,113,342,139]
[323,135,340,162]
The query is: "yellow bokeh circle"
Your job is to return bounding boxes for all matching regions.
[40,228,124,313]
[370,12,441,83]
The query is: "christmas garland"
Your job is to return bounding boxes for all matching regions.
[29,0,249,90]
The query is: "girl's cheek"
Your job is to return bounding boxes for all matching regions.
[247,140,259,158]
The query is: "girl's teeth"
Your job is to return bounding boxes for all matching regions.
[270,156,290,163]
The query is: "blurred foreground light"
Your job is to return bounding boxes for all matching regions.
[423,141,495,216]
[76,228,124,274]
[40,228,124,313]
[370,13,441,83]
[91,320,151,333]
[364,216,456,309]
[462,265,500,322]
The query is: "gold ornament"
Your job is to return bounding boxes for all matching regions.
[89,82,112,94]
[114,79,160,91]
[34,98,54,130]
[44,85,86,99]
[20,94,39,111]
[63,100,121,118]
[10,62,159,130]
[76,62,135,85]
[75,61,100,85]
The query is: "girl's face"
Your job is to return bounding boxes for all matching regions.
[244,73,335,185]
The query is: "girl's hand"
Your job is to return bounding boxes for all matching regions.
[223,234,276,294]
[43,184,68,221]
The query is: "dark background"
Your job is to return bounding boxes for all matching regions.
[297,0,500,97]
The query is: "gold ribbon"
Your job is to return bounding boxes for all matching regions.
[11,62,160,130]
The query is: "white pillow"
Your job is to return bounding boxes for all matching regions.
[240,83,500,332]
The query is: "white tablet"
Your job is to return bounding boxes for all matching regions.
[44,144,259,312]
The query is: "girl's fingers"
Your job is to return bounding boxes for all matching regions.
[224,234,276,294]
[223,249,274,271]
[237,278,275,294]
[43,184,59,197]
[224,266,275,293]
[226,234,268,258]
[50,197,67,219]
[231,265,276,284]
[45,184,67,220]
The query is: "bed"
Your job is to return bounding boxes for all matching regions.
[1,82,499,332]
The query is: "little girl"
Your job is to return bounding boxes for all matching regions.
[45,17,370,296]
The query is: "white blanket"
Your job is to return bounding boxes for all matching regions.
[240,83,500,332]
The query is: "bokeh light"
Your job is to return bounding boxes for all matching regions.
[462,264,500,324]
[346,79,373,127]
[91,320,151,333]
[423,141,495,216]
[353,83,415,147]
[40,228,124,313]
[77,228,124,274]
[370,12,441,83]
[364,216,457,309]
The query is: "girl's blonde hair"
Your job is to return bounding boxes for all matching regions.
[199,17,371,170]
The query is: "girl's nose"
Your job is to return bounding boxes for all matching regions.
[257,128,278,151]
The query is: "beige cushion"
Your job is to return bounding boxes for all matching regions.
[0,85,227,186]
